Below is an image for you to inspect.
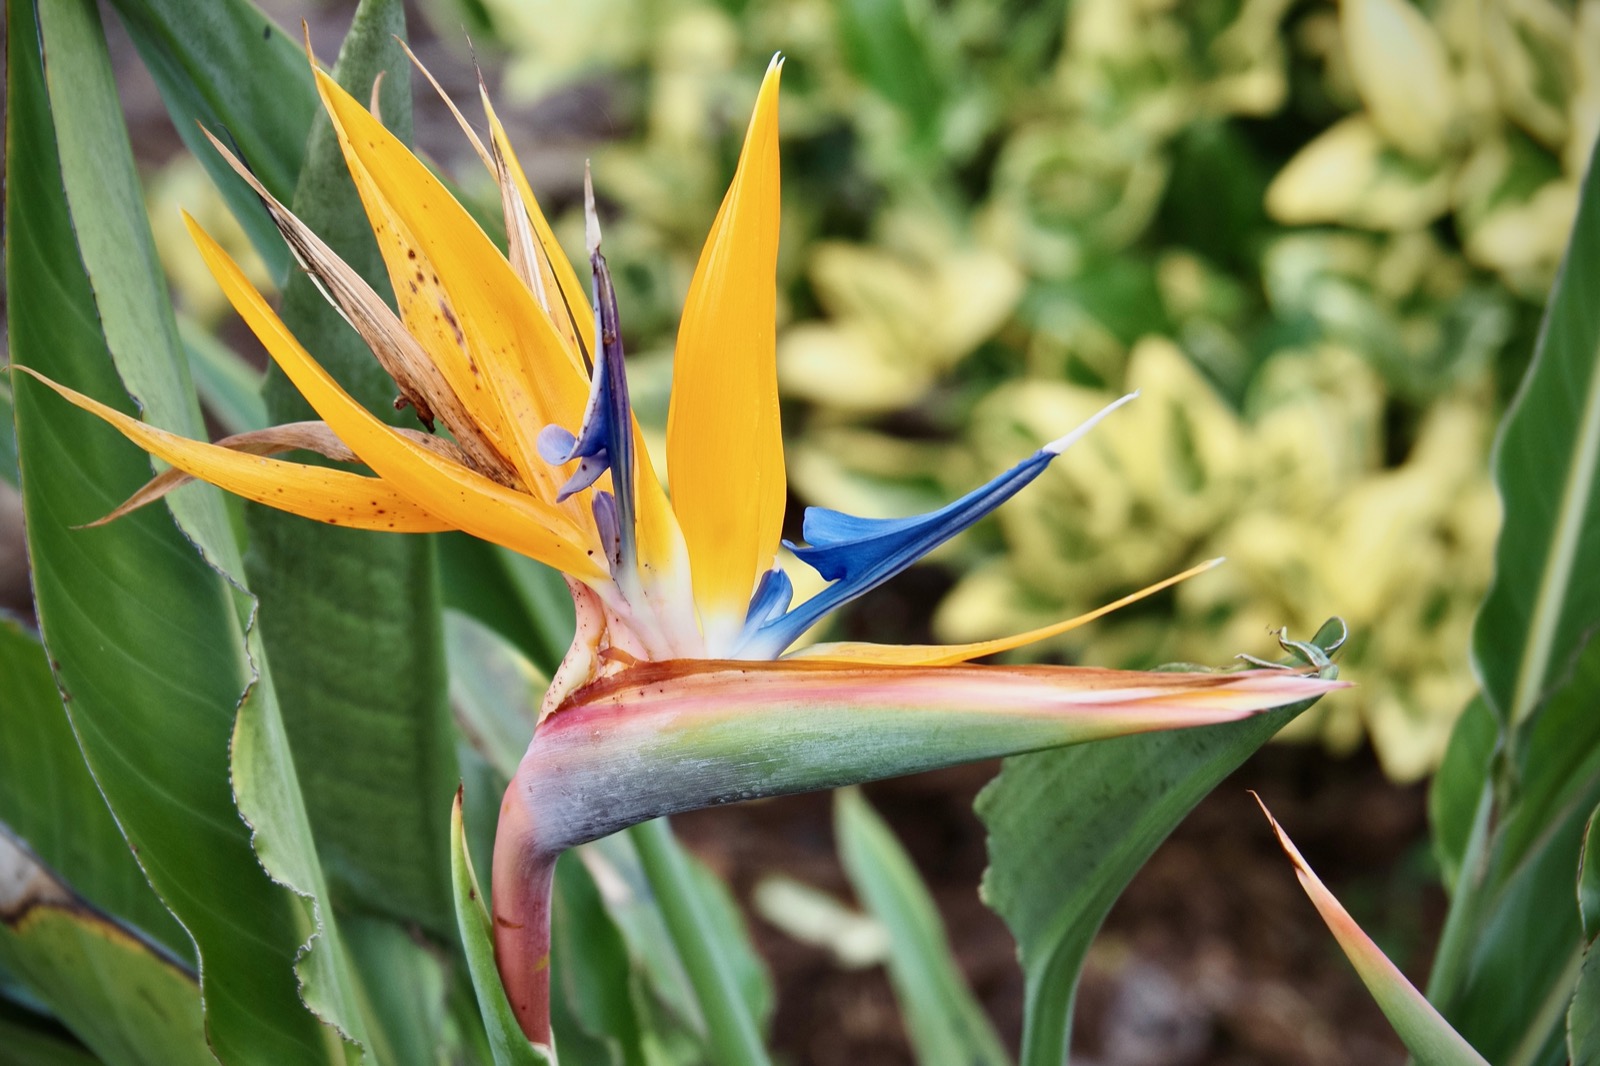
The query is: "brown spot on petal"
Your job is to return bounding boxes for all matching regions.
[439,302,466,349]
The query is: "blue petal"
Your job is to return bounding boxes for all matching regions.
[788,506,960,582]
[539,348,612,467]
[540,176,640,569]
[740,392,1138,658]
[538,425,579,465]
[742,567,793,628]
[556,450,609,501]
[588,249,638,568]
[592,491,620,571]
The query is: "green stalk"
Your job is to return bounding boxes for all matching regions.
[629,818,772,1066]
[1425,778,1494,1006]
[1018,952,1077,1066]
[1504,943,1583,1066]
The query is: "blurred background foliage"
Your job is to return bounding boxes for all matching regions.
[148,0,1598,781]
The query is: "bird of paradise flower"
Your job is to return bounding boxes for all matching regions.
[17,50,1345,1049]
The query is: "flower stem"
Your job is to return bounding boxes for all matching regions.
[492,784,557,1045]
[1424,776,1493,1007]
[629,817,772,1066]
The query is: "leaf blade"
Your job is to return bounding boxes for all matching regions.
[0,618,188,959]
[835,788,1010,1066]
[0,832,213,1066]
[1570,805,1600,1064]
[1473,137,1600,733]
[975,626,1344,1066]
[449,791,551,1066]
[104,0,315,279]
[12,0,372,1057]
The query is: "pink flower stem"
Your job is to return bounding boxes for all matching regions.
[491,783,557,1045]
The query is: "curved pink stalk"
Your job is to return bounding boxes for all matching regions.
[491,789,556,1045]
[1253,795,1489,1065]
[491,658,1344,1039]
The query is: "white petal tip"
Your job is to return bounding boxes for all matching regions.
[1043,391,1139,455]
[584,163,601,256]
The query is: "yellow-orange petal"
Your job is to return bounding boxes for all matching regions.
[197,128,515,481]
[186,216,607,582]
[396,40,587,368]
[312,66,592,512]
[666,57,786,645]
[788,559,1224,666]
[296,73,523,475]
[15,368,452,533]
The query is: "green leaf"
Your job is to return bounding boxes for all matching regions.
[30,0,222,561]
[1427,135,1600,1063]
[1433,135,1600,1056]
[683,853,773,1038]
[835,0,946,156]
[439,533,576,676]
[241,0,459,941]
[550,855,648,1066]
[0,618,188,958]
[1581,806,1600,943]
[834,788,1010,1066]
[1254,801,1489,1065]
[1472,134,1600,737]
[976,626,1343,1066]
[450,791,551,1066]
[445,967,499,1066]
[627,819,773,1066]
[1571,805,1600,1063]
[10,0,371,1058]
[0,1000,102,1066]
[178,315,267,436]
[1428,696,1496,896]
[0,378,19,488]
[341,916,449,1066]
[103,0,314,279]
[0,830,212,1066]
[1572,945,1600,1064]
[446,610,544,782]
[412,0,496,41]
[1430,634,1600,1065]
[583,832,774,1053]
